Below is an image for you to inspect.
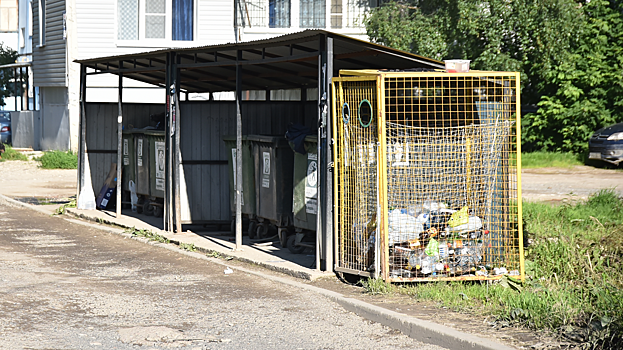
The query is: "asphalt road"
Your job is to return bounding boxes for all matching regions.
[0,201,447,350]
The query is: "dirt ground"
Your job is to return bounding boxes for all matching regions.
[0,160,620,204]
[521,166,623,203]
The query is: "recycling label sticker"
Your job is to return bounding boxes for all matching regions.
[137,139,143,167]
[262,152,270,188]
[305,152,318,214]
[155,141,165,191]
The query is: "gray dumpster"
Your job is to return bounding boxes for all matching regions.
[247,135,294,241]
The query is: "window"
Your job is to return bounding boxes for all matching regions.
[38,0,45,45]
[117,0,193,41]
[269,0,290,28]
[345,0,376,28]
[330,0,340,28]
[300,0,324,28]
[0,0,17,33]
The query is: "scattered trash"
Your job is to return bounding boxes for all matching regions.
[224,267,233,275]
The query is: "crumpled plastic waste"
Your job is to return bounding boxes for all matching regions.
[424,238,439,256]
[448,206,469,227]
[448,216,483,234]
[388,209,424,243]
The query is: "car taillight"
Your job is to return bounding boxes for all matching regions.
[0,126,9,132]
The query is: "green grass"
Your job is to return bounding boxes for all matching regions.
[1,144,28,161]
[363,189,623,348]
[521,151,584,169]
[37,150,78,169]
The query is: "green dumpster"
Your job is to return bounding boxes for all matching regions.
[247,135,294,240]
[290,135,318,253]
[134,132,150,197]
[144,130,166,199]
[223,135,256,235]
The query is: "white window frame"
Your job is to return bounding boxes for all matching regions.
[116,0,197,48]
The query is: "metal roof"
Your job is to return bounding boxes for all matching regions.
[76,30,444,94]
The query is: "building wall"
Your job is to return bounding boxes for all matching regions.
[39,86,70,150]
[75,0,234,61]
[32,0,67,87]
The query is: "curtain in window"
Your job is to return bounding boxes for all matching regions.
[173,0,193,40]
[118,0,138,40]
[300,0,325,28]
[269,0,290,28]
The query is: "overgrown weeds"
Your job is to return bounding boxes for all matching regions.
[37,150,78,169]
[54,198,77,215]
[1,144,28,161]
[125,227,169,244]
[362,189,623,348]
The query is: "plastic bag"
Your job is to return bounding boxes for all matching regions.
[448,206,469,227]
[448,216,482,233]
[425,238,439,256]
[388,209,424,243]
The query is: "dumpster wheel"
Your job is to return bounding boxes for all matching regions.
[287,235,306,254]
[143,201,154,216]
[256,223,270,239]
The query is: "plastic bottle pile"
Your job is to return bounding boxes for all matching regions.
[386,201,519,278]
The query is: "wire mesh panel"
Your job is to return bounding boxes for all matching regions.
[333,77,379,276]
[380,73,523,282]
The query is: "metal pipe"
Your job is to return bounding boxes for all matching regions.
[174,54,182,234]
[234,50,243,250]
[78,64,87,204]
[116,62,123,218]
[19,67,24,110]
[13,68,17,110]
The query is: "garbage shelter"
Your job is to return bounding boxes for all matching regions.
[75,30,445,272]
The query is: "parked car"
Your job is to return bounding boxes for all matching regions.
[0,111,11,145]
[588,122,623,165]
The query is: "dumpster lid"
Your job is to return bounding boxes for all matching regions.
[142,130,166,136]
[222,135,250,142]
[246,134,290,146]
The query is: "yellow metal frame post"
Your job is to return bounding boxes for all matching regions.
[377,74,390,281]
[515,72,525,281]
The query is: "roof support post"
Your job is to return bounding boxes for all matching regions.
[324,36,334,272]
[165,52,173,232]
[234,49,243,251]
[315,36,324,272]
[316,35,333,272]
[116,62,123,218]
[174,53,182,234]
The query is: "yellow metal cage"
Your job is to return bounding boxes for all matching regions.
[332,69,524,282]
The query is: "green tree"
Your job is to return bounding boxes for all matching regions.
[523,0,623,153]
[0,43,18,107]
[365,0,583,105]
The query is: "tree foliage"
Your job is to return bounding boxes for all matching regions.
[0,43,18,107]
[523,0,623,153]
[366,0,623,154]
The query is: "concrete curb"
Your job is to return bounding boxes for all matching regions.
[0,194,517,350]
